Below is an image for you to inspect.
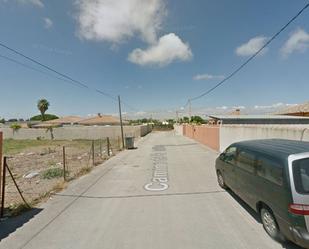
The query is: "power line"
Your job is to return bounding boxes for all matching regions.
[187,2,309,104]
[0,54,86,89]
[0,46,138,112]
[0,42,119,103]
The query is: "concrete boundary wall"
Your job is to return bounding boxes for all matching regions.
[173,125,183,135]
[220,125,309,152]
[178,124,309,153]
[183,125,220,151]
[0,125,152,140]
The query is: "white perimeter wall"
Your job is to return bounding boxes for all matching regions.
[0,125,152,140]
[220,125,309,152]
[173,125,183,135]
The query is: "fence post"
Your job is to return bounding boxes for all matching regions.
[63,146,66,181]
[99,140,102,157]
[107,137,110,156]
[5,159,30,208]
[92,140,95,166]
[118,136,121,150]
[0,157,6,218]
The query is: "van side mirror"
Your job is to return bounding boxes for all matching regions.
[219,153,226,160]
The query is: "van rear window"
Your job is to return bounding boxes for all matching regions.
[293,158,309,194]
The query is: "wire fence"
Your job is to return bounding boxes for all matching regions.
[0,137,121,217]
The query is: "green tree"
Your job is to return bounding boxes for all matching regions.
[46,126,55,140]
[37,99,50,121]
[182,117,190,123]
[10,123,21,135]
[190,116,205,124]
[30,114,58,121]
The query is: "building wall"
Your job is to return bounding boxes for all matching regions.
[220,125,309,152]
[0,125,152,140]
[183,124,220,151]
[173,125,183,135]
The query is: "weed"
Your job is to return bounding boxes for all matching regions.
[8,203,31,216]
[42,167,65,179]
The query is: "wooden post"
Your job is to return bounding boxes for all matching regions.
[118,95,125,149]
[92,140,95,166]
[99,140,102,157]
[6,160,30,208]
[107,137,110,156]
[0,157,6,218]
[63,146,66,181]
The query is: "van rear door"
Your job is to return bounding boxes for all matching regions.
[288,153,309,229]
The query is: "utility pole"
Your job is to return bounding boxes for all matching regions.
[189,99,192,120]
[0,132,2,208]
[118,95,125,149]
[176,110,179,123]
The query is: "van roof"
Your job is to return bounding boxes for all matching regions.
[232,139,309,161]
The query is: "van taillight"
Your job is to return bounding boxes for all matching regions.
[289,204,309,215]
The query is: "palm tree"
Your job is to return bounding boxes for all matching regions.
[37,99,50,121]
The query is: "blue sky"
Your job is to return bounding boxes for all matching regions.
[0,0,309,119]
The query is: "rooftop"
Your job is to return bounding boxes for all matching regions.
[278,102,309,114]
[78,114,122,125]
[209,114,309,120]
[46,116,83,124]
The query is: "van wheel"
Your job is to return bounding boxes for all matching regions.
[260,207,282,241]
[217,171,227,189]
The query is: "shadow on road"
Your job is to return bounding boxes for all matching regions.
[226,190,303,249]
[0,208,42,241]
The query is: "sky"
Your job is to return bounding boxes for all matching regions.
[0,0,309,120]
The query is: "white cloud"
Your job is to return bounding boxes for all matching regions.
[193,74,225,81]
[236,36,268,57]
[216,106,228,110]
[254,102,287,110]
[75,0,193,67]
[17,0,43,7]
[75,0,166,44]
[281,28,309,57]
[128,33,192,66]
[43,18,53,29]
[233,106,246,110]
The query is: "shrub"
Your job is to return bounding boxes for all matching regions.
[42,167,64,179]
[30,114,59,121]
[10,123,22,134]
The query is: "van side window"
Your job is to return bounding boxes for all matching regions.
[224,146,237,164]
[237,150,255,173]
[256,156,283,186]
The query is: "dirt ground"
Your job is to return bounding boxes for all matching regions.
[1,139,121,215]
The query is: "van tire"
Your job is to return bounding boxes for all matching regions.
[260,207,283,242]
[217,171,227,189]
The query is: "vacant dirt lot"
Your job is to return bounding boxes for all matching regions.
[2,138,121,215]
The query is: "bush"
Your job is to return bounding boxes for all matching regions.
[42,167,64,179]
[30,114,59,121]
[10,123,22,134]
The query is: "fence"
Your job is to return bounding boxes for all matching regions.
[0,137,120,218]
[183,124,220,151]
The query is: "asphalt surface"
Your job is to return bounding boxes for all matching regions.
[0,131,302,249]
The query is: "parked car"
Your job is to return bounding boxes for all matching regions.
[215,139,309,248]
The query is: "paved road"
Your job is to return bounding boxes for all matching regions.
[0,131,302,249]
